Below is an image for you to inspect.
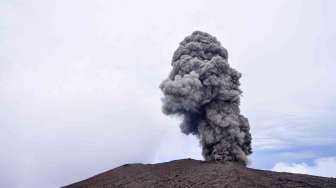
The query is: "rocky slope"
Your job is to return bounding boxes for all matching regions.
[63,159,336,188]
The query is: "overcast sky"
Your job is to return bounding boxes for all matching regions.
[1,0,336,187]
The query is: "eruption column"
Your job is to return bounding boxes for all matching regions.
[160,31,252,165]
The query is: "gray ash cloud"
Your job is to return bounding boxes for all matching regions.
[160,31,252,165]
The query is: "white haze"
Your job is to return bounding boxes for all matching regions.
[1,0,336,187]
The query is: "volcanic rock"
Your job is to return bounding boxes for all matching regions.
[62,158,336,188]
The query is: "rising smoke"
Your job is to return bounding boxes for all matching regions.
[160,31,252,165]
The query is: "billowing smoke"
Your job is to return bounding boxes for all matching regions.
[160,31,252,165]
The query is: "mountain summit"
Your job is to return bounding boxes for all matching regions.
[63,159,336,188]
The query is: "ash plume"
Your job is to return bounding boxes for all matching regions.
[159,31,252,165]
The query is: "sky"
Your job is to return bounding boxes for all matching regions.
[1,0,336,187]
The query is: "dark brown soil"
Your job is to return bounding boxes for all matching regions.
[62,158,336,188]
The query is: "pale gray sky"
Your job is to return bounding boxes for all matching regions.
[1,0,336,187]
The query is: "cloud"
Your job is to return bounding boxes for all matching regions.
[1,0,336,187]
[250,108,336,151]
[272,157,336,178]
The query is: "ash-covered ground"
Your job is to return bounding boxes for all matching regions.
[62,159,336,188]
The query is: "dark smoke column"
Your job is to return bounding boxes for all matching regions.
[160,31,252,165]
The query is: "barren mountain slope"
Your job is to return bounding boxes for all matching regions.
[63,159,336,188]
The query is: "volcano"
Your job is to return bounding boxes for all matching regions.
[62,159,336,188]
